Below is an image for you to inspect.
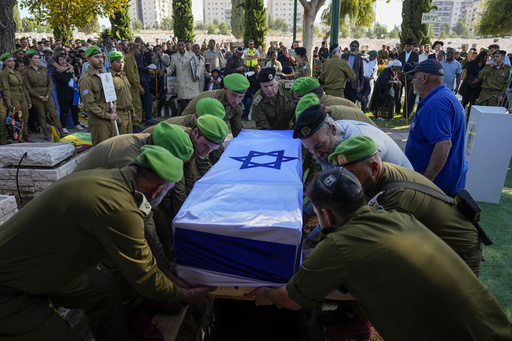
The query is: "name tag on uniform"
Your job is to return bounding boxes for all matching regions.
[284,83,292,89]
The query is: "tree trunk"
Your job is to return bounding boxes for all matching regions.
[300,0,325,64]
[0,0,16,54]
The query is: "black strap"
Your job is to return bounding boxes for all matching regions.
[381,181,456,205]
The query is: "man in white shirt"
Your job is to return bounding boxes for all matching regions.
[419,44,430,63]
[488,44,511,65]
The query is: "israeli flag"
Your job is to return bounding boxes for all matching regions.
[173,130,303,287]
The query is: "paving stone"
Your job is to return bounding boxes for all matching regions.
[0,142,75,167]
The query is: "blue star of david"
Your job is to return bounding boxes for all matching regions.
[230,150,298,170]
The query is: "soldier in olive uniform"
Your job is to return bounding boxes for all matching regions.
[0,53,32,142]
[293,47,312,80]
[477,50,512,106]
[290,76,360,109]
[0,95,6,145]
[321,44,356,98]
[23,50,65,140]
[0,145,213,341]
[249,167,512,341]
[109,51,135,135]
[78,45,118,146]
[252,67,296,130]
[180,73,249,138]
[124,42,145,133]
[327,135,482,276]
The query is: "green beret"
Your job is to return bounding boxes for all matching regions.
[25,49,38,56]
[197,114,229,145]
[11,48,22,55]
[368,50,378,57]
[290,77,320,96]
[108,51,123,61]
[152,122,194,162]
[0,53,12,61]
[20,37,26,40]
[85,45,102,57]
[328,136,378,167]
[295,93,320,120]
[136,145,183,183]
[223,73,249,92]
[293,104,327,139]
[196,98,225,119]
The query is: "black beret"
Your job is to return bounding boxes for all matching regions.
[330,44,339,54]
[295,47,306,56]
[258,67,277,83]
[282,66,294,74]
[293,104,327,139]
[315,167,363,200]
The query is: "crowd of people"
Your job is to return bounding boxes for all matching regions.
[1,33,512,341]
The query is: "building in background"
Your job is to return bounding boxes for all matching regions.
[431,0,482,35]
[129,0,172,28]
[267,0,303,29]
[203,0,232,25]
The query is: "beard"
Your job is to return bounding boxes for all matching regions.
[149,182,174,207]
[313,133,343,169]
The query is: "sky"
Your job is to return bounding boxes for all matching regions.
[19,0,403,31]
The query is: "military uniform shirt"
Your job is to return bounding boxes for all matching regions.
[22,65,53,98]
[320,56,356,91]
[1,69,31,107]
[111,70,134,112]
[181,89,243,137]
[252,80,296,130]
[0,167,184,301]
[294,61,312,79]
[320,93,359,109]
[325,105,376,127]
[124,54,142,90]
[77,68,114,122]
[287,206,512,341]
[478,63,512,93]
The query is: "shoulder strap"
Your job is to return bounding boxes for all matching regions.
[381,181,456,205]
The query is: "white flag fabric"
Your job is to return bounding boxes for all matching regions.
[173,130,303,287]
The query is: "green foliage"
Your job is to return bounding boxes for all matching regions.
[78,17,99,34]
[340,25,349,38]
[14,1,22,32]
[439,22,451,38]
[400,0,431,46]
[173,0,194,41]
[351,26,365,39]
[207,24,216,34]
[218,22,230,35]
[153,22,160,30]
[195,23,208,30]
[110,3,133,40]
[451,19,471,38]
[389,25,400,39]
[244,0,266,47]
[231,0,245,38]
[478,0,512,36]
[161,17,173,31]
[213,18,220,26]
[321,0,376,27]
[373,22,387,39]
[53,24,73,44]
[132,19,142,32]
[268,14,288,32]
[145,25,152,30]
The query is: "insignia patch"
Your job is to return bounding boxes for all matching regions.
[301,126,311,136]
[254,95,263,106]
[82,89,89,96]
[284,82,292,89]
[337,154,348,166]
[323,174,336,187]
[268,74,273,80]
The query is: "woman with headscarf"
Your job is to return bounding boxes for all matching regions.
[369,60,402,120]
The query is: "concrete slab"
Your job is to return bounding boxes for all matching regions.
[0,142,75,167]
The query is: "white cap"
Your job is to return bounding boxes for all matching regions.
[147,64,157,70]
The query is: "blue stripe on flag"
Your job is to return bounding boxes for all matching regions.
[174,228,300,283]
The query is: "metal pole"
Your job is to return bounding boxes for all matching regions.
[330,0,341,47]
[293,0,298,43]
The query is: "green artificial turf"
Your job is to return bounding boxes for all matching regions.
[479,161,512,320]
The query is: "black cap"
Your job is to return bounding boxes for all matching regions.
[495,50,507,56]
[405,59,444,76]
[432,40,444,48]
[293,104,327,139]
[295,47,306,56]
[315,167,363,200]
[282,66,294,74]
[403,37,415,45]
[330,44,339,54]
[258,67,276,83]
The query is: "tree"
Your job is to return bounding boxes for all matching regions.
[21,17,35,32]
[244,0,266,47]
[132,19,143,32]
[173,0,194,41]
[110,3,133,41]
[400,0,432,46]
[195,22,208,30]
[373,22,388,39]
[340,25,349,38]
[145,24,151,30]
[452,18,470,38]
[439,22,451,38]
[20,0,126,45]
[14,1,22,32]
[389,25,400,39]
[78,17,100,34]
[207,23,216,34]
[161,17,173,31]
[53,24,73,44]
[213,18,220,26]
[351,26,365,39]
[478,0,512,35]
[1,0,16,54]
[218,22,229,35]
[231,0,245,39]
[153,22,160,30]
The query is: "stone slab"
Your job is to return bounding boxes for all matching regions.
[0,142,75,167]
[0,195,18,227]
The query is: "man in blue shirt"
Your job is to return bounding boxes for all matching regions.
[405,59,468,195]
[440,47,462,93]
